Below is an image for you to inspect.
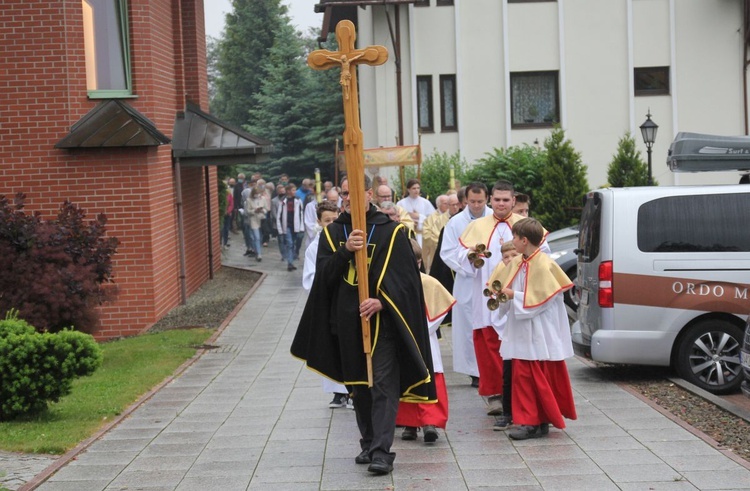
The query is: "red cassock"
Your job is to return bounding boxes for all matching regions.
[473,327,503,396]
[511,359,577,428]
[395,373,449,428]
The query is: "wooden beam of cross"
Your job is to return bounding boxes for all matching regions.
[308,20,387,387]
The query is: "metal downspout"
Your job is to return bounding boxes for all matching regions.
[745,0,749,135]
[384,4,405,189]
[204,166,214,279]
[174,157,188,305]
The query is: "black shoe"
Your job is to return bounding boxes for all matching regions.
[367,457,392,475]
[508,425,545,440]
[256,257,262,262]
[401,426,418,440]
[540,423,549,435]
[470,376,479,388]
[287,264,295,271]
[423,425,438,443]
[355,449,371,464]
[493,415,513,431]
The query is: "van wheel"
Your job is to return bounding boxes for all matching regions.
[675,320,744,395]
[563,268,579,312]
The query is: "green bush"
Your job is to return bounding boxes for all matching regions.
[0,311,103,421]
[464,145,547,202]
[606,132,657,187]
[394,151,468,203]
[535,127,590,231]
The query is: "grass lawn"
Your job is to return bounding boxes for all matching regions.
[0,328,212,454]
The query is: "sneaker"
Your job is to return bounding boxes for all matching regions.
[423,425,438,443]
[486,395,503,415]
[401,426,418,440]
[328,393,348,408]
[508,424,545,440]
[493,415,513,431]
[256,256,262,262]
[346,398,354,410]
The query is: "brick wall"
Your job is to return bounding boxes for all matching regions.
[0,0,216,339]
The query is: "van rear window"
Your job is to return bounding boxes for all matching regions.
[578,192,601,262]
[637,193,750,252]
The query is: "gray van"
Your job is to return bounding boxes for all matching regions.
[571,185,750,394]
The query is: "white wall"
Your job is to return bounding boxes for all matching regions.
[356,0,748,189]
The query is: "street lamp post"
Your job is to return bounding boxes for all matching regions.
[639,109,658,186]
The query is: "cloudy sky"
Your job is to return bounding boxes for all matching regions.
[204,1,323,39]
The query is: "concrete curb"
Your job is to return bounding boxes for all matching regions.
[19,266,267,491]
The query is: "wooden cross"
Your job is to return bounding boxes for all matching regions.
[308,20,387,387]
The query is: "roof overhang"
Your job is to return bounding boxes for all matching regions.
[171,102,274,167]
[55,100,171,149]
[314,0,417,41]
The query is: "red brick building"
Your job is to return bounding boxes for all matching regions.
[0,0,269,338]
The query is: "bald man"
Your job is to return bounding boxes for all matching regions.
[375,185,415,231]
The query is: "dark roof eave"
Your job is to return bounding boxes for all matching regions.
[314,0,417,13]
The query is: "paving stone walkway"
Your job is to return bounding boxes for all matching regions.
[8,237,750,490]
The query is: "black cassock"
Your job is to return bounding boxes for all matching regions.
[291,206,436,403]
[428,226,455,328]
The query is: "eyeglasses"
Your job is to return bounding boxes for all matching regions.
[340,191,350,197]
[377,194,391,199]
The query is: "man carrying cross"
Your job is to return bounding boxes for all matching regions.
[291,20,435,476]
[291,175,436,475]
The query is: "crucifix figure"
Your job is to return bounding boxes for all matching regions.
[308,21,387,386]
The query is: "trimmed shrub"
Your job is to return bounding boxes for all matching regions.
[606,132,657,187]
[0,193,119,333]
[535,127,590,231]
[0,311,103,420]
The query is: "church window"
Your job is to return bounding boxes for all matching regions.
[440,74,457,132]
[417,75,434,133]
[510,71,559,128]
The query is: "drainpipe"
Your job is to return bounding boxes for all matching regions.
[174,157,188,305]
[204,166,214,279]
[745,0,749,134]
[384,4,405,190]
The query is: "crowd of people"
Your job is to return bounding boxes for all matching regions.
[229,171,577,475]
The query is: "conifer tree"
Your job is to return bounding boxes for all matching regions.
[606,132,655,187]
[212,0,284,127]
[245,20,311,179]
[300,32,344,183]
[535,127,589,231]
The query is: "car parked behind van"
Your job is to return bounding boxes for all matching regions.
[572,185,750,394]
[547,225,580,317]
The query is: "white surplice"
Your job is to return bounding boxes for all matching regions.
[396,195,435,246]
[438,205,491,377]
[494,263,574,361]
